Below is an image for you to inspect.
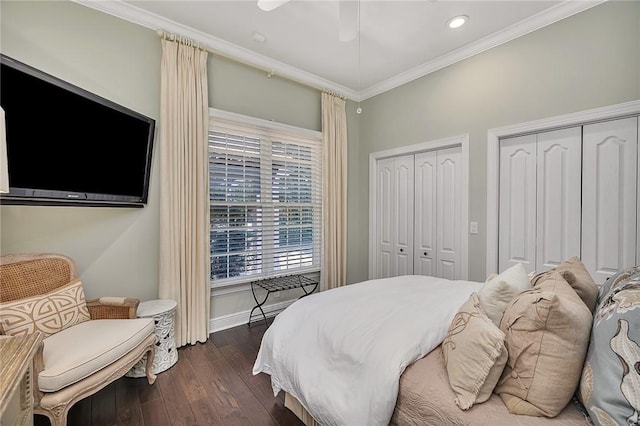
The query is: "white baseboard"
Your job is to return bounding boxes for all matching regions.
[209,299,295,333]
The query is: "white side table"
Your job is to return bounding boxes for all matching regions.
[126,299,178,377]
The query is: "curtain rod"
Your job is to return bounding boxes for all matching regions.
[157,29,207,51]
[156,30,348,101]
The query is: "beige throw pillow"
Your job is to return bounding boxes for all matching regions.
[531,256,599,312]
[442,293,509,410]
[495,271,592,417]
[478,263,530,326]
[0,278,90,337]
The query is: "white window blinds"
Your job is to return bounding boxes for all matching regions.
[209,111,322,286]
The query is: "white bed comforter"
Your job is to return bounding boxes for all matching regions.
[252,274,481,426]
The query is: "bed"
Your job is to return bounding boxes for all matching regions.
[252,274,482,426]
[253,264,598,426]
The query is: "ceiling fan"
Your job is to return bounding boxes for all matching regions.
[257,0,360,42]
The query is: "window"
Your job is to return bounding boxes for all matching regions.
[209,110,322,286]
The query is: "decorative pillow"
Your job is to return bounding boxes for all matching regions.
[478,263,530,326]
[579,265,640,426]
[531,256,599,313]
[0,278,90,337]
[495,271,592,417]
[442,293,508,410]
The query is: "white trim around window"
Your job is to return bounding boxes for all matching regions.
[209,108,322,289]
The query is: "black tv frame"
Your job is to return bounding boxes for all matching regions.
[0,54,156,208]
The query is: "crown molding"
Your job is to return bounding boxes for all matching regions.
[360,0,606,100]
[71,0,360,100]
[73,0,605,102]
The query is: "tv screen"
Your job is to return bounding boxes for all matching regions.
[0,54,155,207]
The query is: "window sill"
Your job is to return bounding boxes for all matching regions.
[210,282,252,297]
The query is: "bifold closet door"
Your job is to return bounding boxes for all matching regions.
[414,147,462,279]
[375,147,463,280]
[435,147,462,279]
[535,127,582,273]
[414,151,437,276]
[498,134,537,273]
[393,156,415,276]
[582,116,638,285]
[499,128,581,275]
[376,157,394,278]
[375,155,414,278]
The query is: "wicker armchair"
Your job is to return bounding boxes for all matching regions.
[0,253,157,426]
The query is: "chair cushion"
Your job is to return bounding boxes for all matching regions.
[0,278,90,338]
[39,318,154,392]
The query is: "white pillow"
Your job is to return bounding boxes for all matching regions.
[478,263,530,326]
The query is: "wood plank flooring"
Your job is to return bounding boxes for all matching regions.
[34,322,303,426]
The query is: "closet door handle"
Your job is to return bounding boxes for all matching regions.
[423,252,428,256]
[399,248,404,253]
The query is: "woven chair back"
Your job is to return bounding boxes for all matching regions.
[0,253,78,302]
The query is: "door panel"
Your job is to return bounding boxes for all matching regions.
[393,156,414,276]
[535,127,582,273]
[499,134,537,273]
[582,117,638,284]
[414,151,437,276]
[437,147,462,279]
[376,158,394,278]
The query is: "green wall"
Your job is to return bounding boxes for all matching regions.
[3,0,638,324]
[0,1,162,300]
[350,1,640,283]
[0,1,322,320]
[209,55,321,131]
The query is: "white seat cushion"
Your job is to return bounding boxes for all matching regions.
[39,318,155,392]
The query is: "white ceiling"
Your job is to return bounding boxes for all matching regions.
[77,0,604,100]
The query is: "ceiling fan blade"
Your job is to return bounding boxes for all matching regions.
[339,0,359,42]
[257,0,291,12]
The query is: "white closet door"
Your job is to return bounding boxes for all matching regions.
[582,117,638,284]
[376,157,394,278]
[499,134,537,274]
[414,151,437,276]
[436,147,462,280]
[535,127,582,273]
[393,155,415,276]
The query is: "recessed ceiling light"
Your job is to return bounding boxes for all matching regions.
[447,15,468,29]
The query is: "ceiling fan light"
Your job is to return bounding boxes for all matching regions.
[447,15,468,29]
[257,0,290,12]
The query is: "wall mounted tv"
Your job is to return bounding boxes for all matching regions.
[0,54,155,207]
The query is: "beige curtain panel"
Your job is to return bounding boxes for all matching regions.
[159,38,211,346]
[321,92,348,290]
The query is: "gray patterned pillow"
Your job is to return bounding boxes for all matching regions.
[579,265,640,425]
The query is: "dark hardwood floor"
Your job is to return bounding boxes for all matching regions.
[34,322,304,426]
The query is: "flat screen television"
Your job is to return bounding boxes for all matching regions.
[0,54,155,207]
